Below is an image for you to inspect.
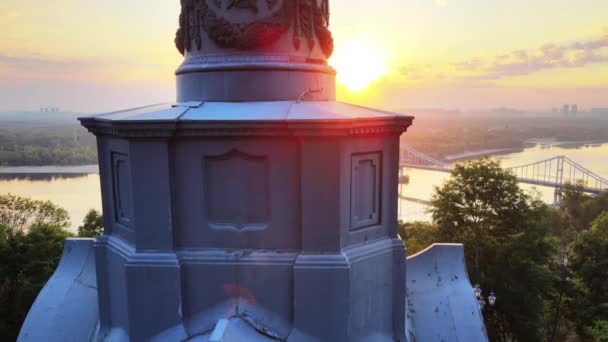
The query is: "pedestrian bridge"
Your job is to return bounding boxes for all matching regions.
[400,144,608,195]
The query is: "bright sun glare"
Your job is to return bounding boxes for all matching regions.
[329,39,390,92]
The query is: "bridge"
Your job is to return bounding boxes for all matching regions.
[399,144,608,196]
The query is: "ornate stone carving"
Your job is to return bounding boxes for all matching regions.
[227,0,258,12]
[175,0,333,58]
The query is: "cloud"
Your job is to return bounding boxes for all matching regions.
[0,54,170,83]
[452,35,608,81]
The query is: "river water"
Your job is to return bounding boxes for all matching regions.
[0,144,606,231]
[399,142,608,221]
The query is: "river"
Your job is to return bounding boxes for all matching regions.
[399,142,608,222]
[0,167,101,232]
[0,143,606,232]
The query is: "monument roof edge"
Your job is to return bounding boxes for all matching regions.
[79,101,414,123]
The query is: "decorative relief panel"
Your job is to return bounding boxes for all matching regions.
[111,152,133,228]
[204,149,270,231]
[350,153,381,230]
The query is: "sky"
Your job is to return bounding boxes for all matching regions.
[1,0,607,112]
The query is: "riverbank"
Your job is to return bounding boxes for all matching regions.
[525,138,607,148]
[444,148,523,161]
[0,165,98,174]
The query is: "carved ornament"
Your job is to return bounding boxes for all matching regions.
[175,0,333,58]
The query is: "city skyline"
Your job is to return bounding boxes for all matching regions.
[1,0,607,112]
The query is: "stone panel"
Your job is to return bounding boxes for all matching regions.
[204,149,269,231]
[111,152,134,236]
[112,154,131,223]
[350,152,382,231]
[339,137,399,248]
[97,138,134,244]
[173,139,299,250]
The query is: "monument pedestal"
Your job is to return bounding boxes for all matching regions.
[79,101,412,341]
[18,1,489,341]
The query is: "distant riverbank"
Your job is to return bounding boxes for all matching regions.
[0,165,98,174]
[445,148,523,161]
[525,138,607,148]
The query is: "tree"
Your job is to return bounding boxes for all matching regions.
[0,194,74,340]
[78,209,104,238]
[0,223,72,340]
[568,211,608,339]
[0,194,70,232]
[582,191,608,226]
[429,158,556,341]
[397,220,440,256]
[586,320,608,342]
[557,183,608,241]
[542,185,608,341]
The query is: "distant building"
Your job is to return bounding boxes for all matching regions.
[571,104,578,114]
[562,104,570,114]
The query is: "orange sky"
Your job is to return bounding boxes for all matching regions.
[1,0,607,112]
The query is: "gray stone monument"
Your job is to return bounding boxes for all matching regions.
[84,1,412,340]
[18,1,488,341]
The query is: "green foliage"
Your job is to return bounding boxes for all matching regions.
[399,159,608,340]
[397,221,440,256]
[586,320,608,342]
[78,209,104,238]
[0,124,97,166]
[568,211,608,339]
[0,194,70,232]
[0,194,78,339]
[429,158,556,341]
[557,181,593,236]
[0,222,73,340]
[400,110,608,160]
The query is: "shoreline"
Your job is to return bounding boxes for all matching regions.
[444,140,607,162]
[525,138,606,145]
[0,165,99,174]
[444,148,524,162]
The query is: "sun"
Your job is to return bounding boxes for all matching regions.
[329,38,390,92]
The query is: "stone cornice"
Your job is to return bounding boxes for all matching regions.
[79,116,413,139]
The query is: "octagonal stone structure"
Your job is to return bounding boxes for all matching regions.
[14,0,496,340]
[79,100,412,341]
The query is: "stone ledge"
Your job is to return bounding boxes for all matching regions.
[18,239,99,342]
[406,243,488,342]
